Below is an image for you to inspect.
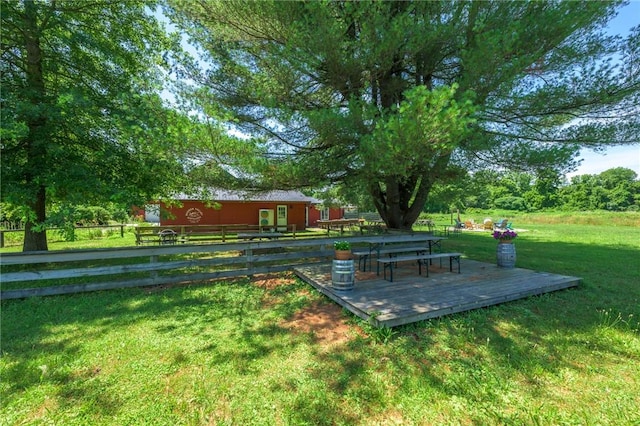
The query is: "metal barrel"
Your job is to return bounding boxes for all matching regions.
[331,259,355,291]
[496,242,516,268]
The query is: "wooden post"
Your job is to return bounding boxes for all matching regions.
[150,254,158,281]
[245,245,253,277]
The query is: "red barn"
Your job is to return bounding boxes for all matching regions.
[142,190,344,230]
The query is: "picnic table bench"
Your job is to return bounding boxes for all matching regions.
[378,252,462,282]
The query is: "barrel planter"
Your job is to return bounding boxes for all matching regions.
[334,250,352,260]
[496,242,516,268]
[331,259,355,291]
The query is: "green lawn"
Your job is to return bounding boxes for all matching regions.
[1,213,639,425]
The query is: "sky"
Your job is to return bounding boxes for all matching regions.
[567,0,640,178]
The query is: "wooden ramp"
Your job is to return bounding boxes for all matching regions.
[293,259,580,328]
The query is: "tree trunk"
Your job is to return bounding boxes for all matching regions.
[370,155,452,230]
[23,185,48,252]
[370,175,428,231]
[21,0,50,252]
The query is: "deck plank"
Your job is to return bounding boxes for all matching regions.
[293,259,580,328]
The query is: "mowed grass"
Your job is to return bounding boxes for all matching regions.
[1,213,639,425]
[0,227,140,252]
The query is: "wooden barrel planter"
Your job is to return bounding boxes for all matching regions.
[496,242,516,268]
[331,259,355,291]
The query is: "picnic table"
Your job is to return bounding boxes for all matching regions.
[352,235,445,274]
[316,219,361,235]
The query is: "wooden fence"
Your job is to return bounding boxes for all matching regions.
[0,223,300,248]
[0,221,25,230]
[0,233,434,300]
[134,224,297,245]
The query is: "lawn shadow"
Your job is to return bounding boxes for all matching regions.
[1,235,638,424]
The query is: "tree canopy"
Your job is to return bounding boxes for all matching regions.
[425,167,639,213]
[167,0,639,229]
[1,0,188,251]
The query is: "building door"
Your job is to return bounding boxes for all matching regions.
[276,205,287,231]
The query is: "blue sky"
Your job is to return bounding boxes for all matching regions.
[568,0,640,178]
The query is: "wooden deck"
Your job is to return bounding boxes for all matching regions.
[293,259,581,328]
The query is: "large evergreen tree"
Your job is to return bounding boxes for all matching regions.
[1,0,187,251]
[168,1,638,229]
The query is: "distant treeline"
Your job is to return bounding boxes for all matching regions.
[426,167,639,213]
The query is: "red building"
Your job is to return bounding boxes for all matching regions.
[141,190,343,230]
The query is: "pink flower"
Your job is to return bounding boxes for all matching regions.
[492,230,517,240]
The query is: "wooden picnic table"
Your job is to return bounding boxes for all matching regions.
[352,235,446,274]
[316,219,361,235]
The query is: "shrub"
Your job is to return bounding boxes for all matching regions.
[493,196,527,211]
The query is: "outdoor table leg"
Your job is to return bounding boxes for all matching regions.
[428,239,442,265]
[373,243,383,275]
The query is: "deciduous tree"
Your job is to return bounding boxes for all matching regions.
[167,0,639,229]
[1,0,186,251]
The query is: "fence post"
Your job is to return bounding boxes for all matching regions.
[245,245,253,277]
[150,254,158,282]
[0,230,4,248]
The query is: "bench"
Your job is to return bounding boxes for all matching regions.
[353,245,432,273]
[377,252,462,282]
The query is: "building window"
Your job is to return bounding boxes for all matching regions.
[320,207,330,221]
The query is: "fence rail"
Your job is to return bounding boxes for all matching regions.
[134,223,297,245]
[0,221,25,230]
[1,223,300,248]
[0,233,434,300]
